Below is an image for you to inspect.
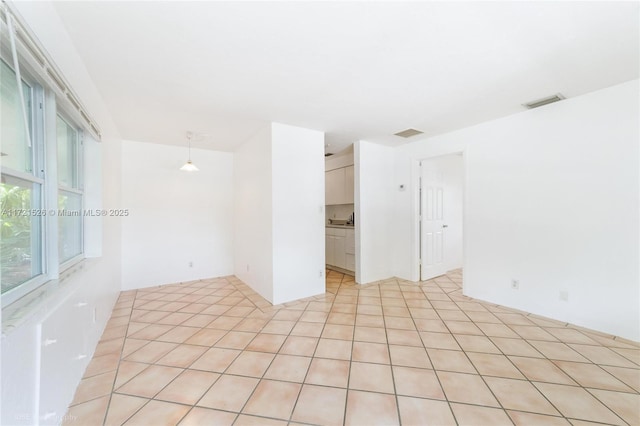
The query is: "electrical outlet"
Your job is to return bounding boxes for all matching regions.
[511,279,519,289]
[246,264,250,272]
[188,261,193,268]
[319,270,323,278]
[559,291,569,302]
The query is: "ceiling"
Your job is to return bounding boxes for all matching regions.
[52,1,639,153]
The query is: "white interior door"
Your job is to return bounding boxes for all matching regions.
[420,159,447,280]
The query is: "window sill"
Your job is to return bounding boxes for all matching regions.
[2,258,93,337]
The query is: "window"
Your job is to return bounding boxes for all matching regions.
[1,59,45,296]
[1,57,86,305]
[57,115,83,264]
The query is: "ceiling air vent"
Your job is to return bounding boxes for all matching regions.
[524,93,565,109]
[394,128,424,138]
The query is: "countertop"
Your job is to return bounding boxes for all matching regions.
[326,224,355,229]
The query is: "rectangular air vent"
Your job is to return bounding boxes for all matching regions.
[394,128,424,138]
[524,93,565,109]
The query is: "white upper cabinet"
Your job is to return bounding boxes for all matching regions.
[325,165,354,205]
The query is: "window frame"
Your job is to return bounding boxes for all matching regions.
[1,58,48,307]
[56,111,85,269]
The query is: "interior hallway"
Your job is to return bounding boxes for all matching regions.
[63,270,640,425]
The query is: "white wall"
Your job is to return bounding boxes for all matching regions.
[355,141,396,284]
[121,140,234,290]
[271,123,325,304]
[234,126,274,302]
[234,123,325,304]
[394,80,640,341]
[2,2,123,424]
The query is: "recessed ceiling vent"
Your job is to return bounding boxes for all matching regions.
[524,93,565,109]
[394,128,424,138]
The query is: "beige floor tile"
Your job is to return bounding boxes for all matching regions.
[128,324,174,340]
[279,336,318,356]
[207,315,244,330]
[437,371,500,407]
[93,337,125,357]
[83,352,121,378]
[602,365,640,392]
[115,365,182,398]
[414,319,449,332]
[509,356,577,385]
[356,314,385,327]
[387,344,431,369]
[427,348,476,373]
[123,400,190,426]
[291,384,346,425]
[345,390,399,426]
[125,341,178,363]
[420,331,461,350]
[234,414,288,426]
[103,394,148,426]
[352,341,391,364]
[264,354,311,382]
[214,331,257,350]
[485,376,560,415]
[305,358,350,388]
[387,329,422,347]
[397,396,456,426]
[322,324,354,340]
[61,271,640,426]
[245,333,286,353]
[349,361,395,393]
[393,366,445,399]
[554,360,634,392]
[155,344,208,368]
[243,380,301,420]
[490,336,544,357]
[178,407,236,426]
[156,326,201,344]
[454,334,501,353]
[467,352,525,379]
[155,369,219,405]
[507,411,571,425]
[290,321,323,337]
[511,325,559,341]
[476,322,520,338]
[569,344,638,368]
[225,351,275,377]
[197,374,259,412]
[528,341,590,362]
[587,388,639,425]
[63,395,109,426]
[445,320,484,335]
[189,347,240,372]
[315,338,352,360]
[534,382,625,425]
[450,403,513,426]
[353,326,387,343]
[545,328,600,345]
[71,370,116,405]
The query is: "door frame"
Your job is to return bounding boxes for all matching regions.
[412,150,467,285]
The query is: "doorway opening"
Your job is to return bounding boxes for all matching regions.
[418,153,464,282]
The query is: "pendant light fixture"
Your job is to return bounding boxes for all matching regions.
[180,131,199,171]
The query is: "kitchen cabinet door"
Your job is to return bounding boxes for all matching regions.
[325,234,334,266]
[345,165,354,204]
[325,168,346,205]
[334,235,346,269]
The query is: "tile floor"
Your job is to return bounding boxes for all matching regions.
[64,270,640,425]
